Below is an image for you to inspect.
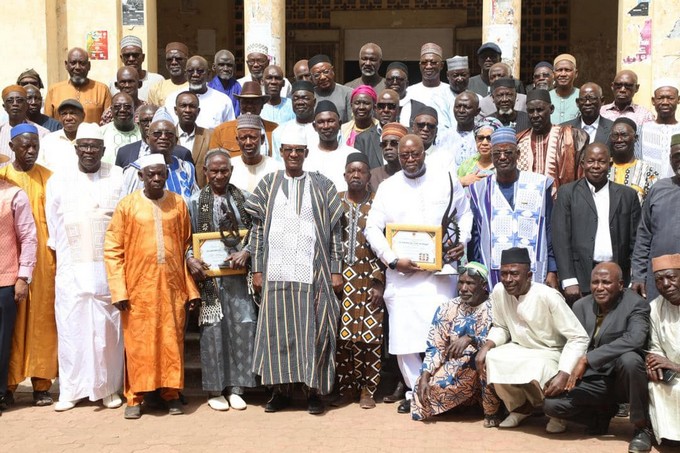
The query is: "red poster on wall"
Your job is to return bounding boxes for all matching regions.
[86,30,108,60]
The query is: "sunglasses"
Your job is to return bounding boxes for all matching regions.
[414,121,436,130]
[457,265,487,280]
[476,135,492,142]
[380,139,399,148]
[376,102,397,110]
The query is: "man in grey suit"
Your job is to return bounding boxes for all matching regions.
[561,83,613,146]
[543,262,652,452]
[552,143,641,305]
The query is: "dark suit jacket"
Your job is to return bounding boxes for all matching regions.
[353,124,383,170]
[561,115,614,146]
[115,140,194,168]
[552,178,641,293]
[187,126,214,188]
[572,289,649,376]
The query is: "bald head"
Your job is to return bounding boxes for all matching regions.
[489,62,511,85]
[580,82,602,98]
[186,56,209,91]
[592,262,623,282]
[65,47,90,86]
[115,66,141,99]
[294,59,311,82]
[612,70,640,109]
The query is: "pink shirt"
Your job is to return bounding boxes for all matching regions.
[0,181,37,283]
[600,102,655,127]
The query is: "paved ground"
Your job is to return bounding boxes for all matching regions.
[2,384,674,453]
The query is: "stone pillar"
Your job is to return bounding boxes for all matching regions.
[243,0,286,73]
[482,0,522,79]
[617,0,679,109]
[118,0,159,73]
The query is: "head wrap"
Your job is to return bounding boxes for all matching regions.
[491,77,516,91]
[17,69,44,89]
[75,123,104,141]
[490,126,518,147]
[526,89,552,104]
[151,107,175,124]
[477,42,502,55]
[246,42,268,56]
[138,153,166,169]
[351,85,377,103]
[613,117,638,133]
[345,152,369,167]
[654,78,678,92]
[500,247,531,265]
[460,261,489,283]
[314,100,339,117]
[381,122,409,140]
[386,62,408,75]
[235,81,270,101]
[291,80,314,93]
[413,105,438,120]
[652,254,680,273]
[236,113,264,130]
[553,53,576,67]
[120,35,143,50]
[446,55,468,71]
[420,43,443,58]
[165,42,189,56]
[672,133,680,147]
[2,85,27,99]
[534,61,553,71]
[10,123,39,139]
[474,117,503,135]
[308,54,331,69]
[279,127,307,147]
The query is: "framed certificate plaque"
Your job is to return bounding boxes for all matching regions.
[192,230,248,277]
[386,224,442,271]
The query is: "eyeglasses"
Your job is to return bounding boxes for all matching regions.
[609,132,632,140]
[398,151,423,160]
[491,149,515,157]
[476,135,492,142]
[613,82,636,91]
[166,56,186,63]
[281,147,307,155]
[376,102,397,110]
[380,139,399,148]
[457,265,487,281]
[386,76,405,83]
[150,130,176,138]
[311,69,332,80]
[246,58,268,65]
[112,104,133,111]
[76,143,103,151]
[577,95,600,103]
[186,68,206,75]
[122,52,141,59]
[4,97,26,105]
[414,121,437,130]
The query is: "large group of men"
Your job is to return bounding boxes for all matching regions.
[0,33,679,452]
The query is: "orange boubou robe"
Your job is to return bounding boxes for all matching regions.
[104,190,200,398]
[0,164,58,388]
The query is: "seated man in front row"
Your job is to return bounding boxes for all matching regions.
[543,262,652,453]
[646,254,680,447]
[411,262,504,426]
[475,247,589,431]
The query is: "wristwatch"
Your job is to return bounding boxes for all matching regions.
[388,259,399,270]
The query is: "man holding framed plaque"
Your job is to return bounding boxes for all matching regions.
[187,149,258,412]
[365,134,472,414]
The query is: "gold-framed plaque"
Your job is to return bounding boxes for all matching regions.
[192,230,248,277]
[386,224,442,271]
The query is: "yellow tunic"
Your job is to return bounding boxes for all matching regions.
[44,79,112,124]
[104,190,200,395]
[0,164,58,385]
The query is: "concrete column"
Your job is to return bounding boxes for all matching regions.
[617,0,678,109]
[482,0,522,79]
[117,0,159,73]
[243,0,286,73]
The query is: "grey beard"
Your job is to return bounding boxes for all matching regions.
[362,68,376,77]
[218,74,232,81]
[403,163,427,179]
[70,75,87,86]
[189,82,205,91]
[498,107,514,115]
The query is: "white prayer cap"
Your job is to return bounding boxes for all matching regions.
[446,55,468,71]
[120,35,143,50]
[138,153,166,169]
[152,107,175,124]
[654,78,678,92]
[279,127,307,147]
[75,123,104,141]
[246,42,268,56]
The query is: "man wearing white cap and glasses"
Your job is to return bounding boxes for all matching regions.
[105,152,201,419]
[640,79,680,178]
[108,35,164,101]
[45,122,125,412]
[238,43,292,98]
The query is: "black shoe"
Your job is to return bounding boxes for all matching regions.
[124,405,142,419]
[33,391,53,406]
[307,394,325,415]
[265,392,290,413]
[167,399,184,415]
[616,403,630,418]
[628,427,653,453]
[397,399,411,414]
[0,391,14,411]
[383,381,406,403]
